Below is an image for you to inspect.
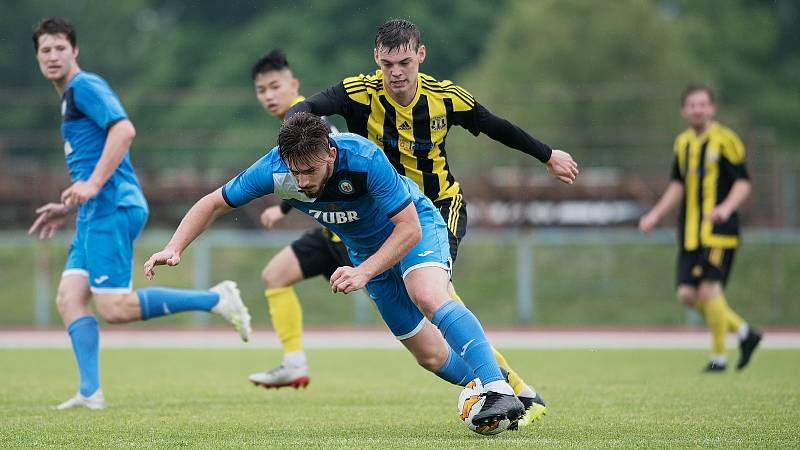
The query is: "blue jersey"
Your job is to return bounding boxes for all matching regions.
[222,133,437,255]
[61,71,147,221]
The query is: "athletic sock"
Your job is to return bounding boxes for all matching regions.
[704,295,728,357]
[718,295,745,334]
[737,323,750,341]
[137,287,219,320]
[449,285,527,395]
[431,300,505,387]
[266,287,304,354]
[67,316,100,397]
[435,346,473,386]
[282,351,307,368]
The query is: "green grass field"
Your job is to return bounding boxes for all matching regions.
[1,348,798,448]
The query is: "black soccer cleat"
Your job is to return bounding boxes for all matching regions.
[702,361,727,373]
[471,391,526,427]
[736,328,763,371]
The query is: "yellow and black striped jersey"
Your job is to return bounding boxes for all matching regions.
[285,70,553,204]
[671,122,749,250]
[340,70,477,202]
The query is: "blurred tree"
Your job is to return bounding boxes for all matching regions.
[446,0,706,172]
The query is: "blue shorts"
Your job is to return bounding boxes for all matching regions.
[63,206,148,294]
[352,205,451,340]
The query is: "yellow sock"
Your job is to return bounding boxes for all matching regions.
[449,284,528,395]
[265,287,303,354]
[719,295,744,332]
[703,295,727,356]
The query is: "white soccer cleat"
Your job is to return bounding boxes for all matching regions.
[249,364,310,389]
[56,389,106,410]
[210,280,252,342]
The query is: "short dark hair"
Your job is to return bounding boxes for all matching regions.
[32,17,76,52]
[278,112,331,167]
[375,18,421,52]
[681,84,715,106]
[251,49,290,80]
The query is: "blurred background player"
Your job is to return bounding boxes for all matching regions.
[30,17,251,410]
[145,112,527,428]
[246,49,351,389]
[639,84,762,372]
[286,18,578,426]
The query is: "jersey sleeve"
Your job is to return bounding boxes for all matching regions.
[367,150,412,218]
[670,136,685,182]
[221,153,277,208]
[670,156,683,182]
[285,82,351,119]
[72,77,128,129]
[719,130,750,180]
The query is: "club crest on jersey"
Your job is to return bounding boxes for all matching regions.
[309,209,360,224]
[338,180,354,194]
[431,115,446,131]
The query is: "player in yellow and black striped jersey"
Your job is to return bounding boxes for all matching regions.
[286,22,578,264]
[640,84,762,373]
[286,18,579,429]
[247,49,352,390]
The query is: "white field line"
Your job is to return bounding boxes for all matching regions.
[1,329,799,349]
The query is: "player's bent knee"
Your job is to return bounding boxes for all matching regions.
[407,287,449,315]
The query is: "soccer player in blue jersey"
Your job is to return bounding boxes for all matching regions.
[145,112,526,427]
[29,17,252,410]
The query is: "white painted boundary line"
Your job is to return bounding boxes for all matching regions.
[1,329,799,349]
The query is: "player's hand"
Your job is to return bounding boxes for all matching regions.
[546,150,579,185]
[144,249,181,280]
[28,202,71,240]
[61,180,101,206]
[260,205,286,230]
[330,266,369,294]
[709,205,732,224]
[638,212,659,234]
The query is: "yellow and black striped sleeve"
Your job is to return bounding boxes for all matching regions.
[718,128,750,181]
[670,133,687,182]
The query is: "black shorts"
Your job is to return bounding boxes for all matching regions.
[434,194,468,262]
[676,247,736,287]
[290,228,352,280]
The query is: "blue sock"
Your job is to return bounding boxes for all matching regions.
[67,316,100,397]
[137,287,219,320]
[431,300,503,385]
[435,346,473,386]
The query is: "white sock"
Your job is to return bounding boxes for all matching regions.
[737,323,750,341]
[282,351,307,367]
[484,380,515,396]
[518,384,536,398]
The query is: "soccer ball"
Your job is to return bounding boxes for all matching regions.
[457,378,511,435]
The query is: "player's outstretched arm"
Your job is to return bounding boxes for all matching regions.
[144,188,233,279]
[62,120,136,206]
[284,83,349,121]
[330,202,421,294]
[468,104,578,184]
[639,181,684,233]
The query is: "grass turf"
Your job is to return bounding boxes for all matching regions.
[0,348,798,448]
